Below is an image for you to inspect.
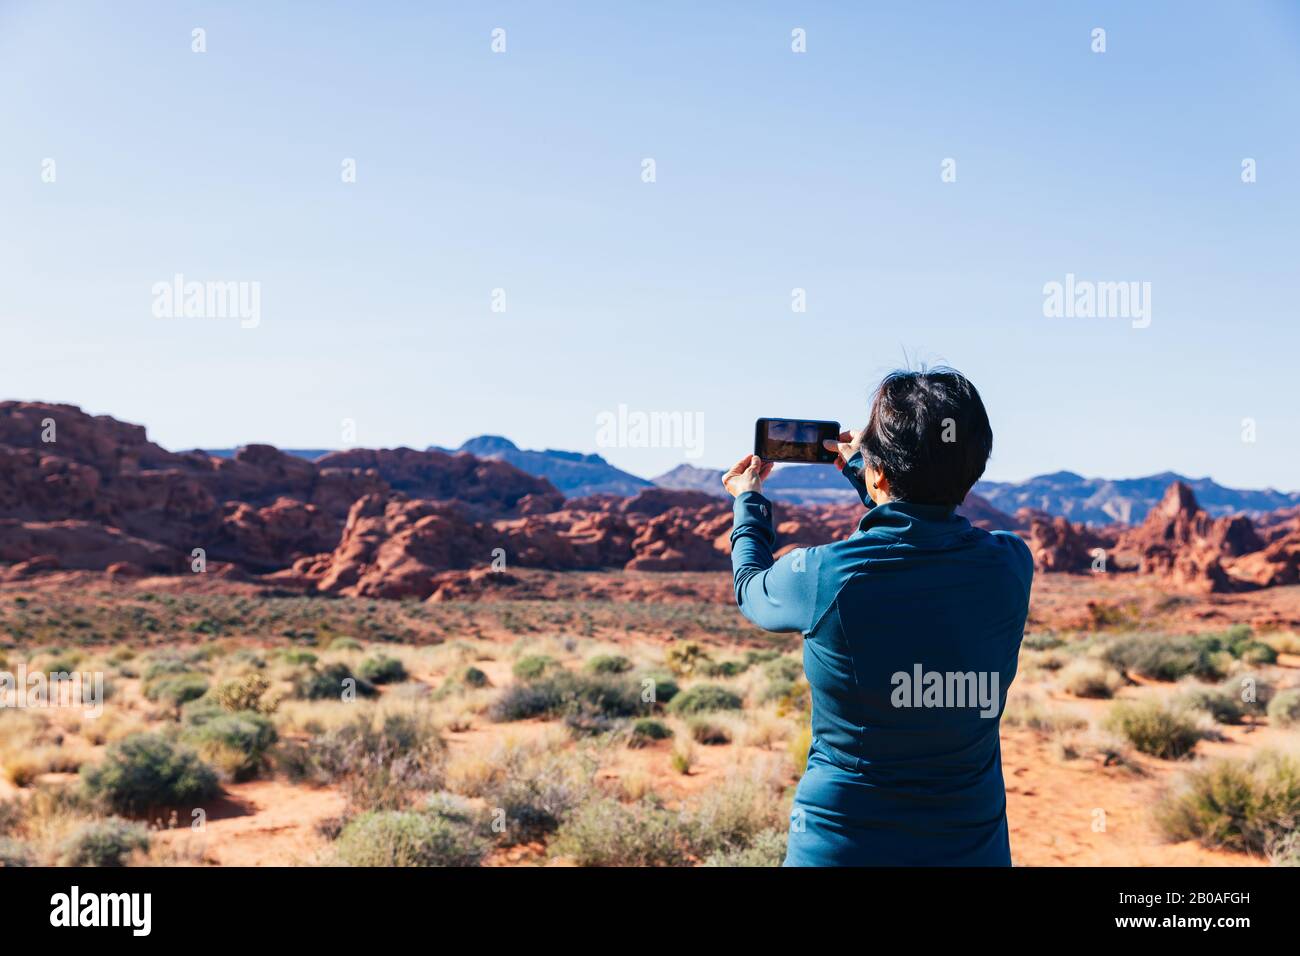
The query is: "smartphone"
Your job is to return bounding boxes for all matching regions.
[754,418,841,464]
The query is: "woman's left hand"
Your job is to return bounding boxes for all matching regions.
[721,454,774,497]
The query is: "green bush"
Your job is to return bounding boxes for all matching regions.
[280,649,318,666]
[763,657,803,682]
[294,713,445,812]
[640,673,679,706]
[182,712,278,781]
[466,748,593,843]
[1178,686,1246,725]
[549,798,688,866]
[628,719,673,747]
[82,734,219,814]
[1156,752,1300,853]
[1102,634,1227,682]
[461,666,489,688]
[0,837,33,867]
[665,642,711,677]
[143,672,210,709]
[140,657,190,683]
[334,809,490,867]
[212,673,274,714]
[58,818,150,867]
[488,672,646,723]
[703,827,788,867]
[585,654,632,675]
[1267,689,1300,728]
[701,659,747,678]
[688,717,732,745]
[669,684,743,716]
[511,655,557,681]
[292,662,377,701]
[1022,632,1066,651]
[1103,699,1203,759]
[1060,661,1123,699]
[328,637,363,651]
[358,654,408,685]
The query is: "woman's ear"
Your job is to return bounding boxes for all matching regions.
[870,467,891,500]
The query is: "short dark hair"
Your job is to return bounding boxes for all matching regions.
[861,367,993,507]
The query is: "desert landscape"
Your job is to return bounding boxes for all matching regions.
[1,401,1299,867]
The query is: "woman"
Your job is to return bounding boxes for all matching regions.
[723,368,1032,866]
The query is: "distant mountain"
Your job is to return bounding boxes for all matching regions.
[974,471,1300,525]
[652,464,727,495]
[432,435,651,498]
[200,448,334,462]
[651,462,860,505]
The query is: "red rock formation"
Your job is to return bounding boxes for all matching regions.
[1114,482,1263,592]
[0,519,185,573]
[316,448,562,517]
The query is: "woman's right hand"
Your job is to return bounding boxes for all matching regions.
[823,429,864,472]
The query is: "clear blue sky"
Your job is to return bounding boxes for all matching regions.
[2,2,1298,489]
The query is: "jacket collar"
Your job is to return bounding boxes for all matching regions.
[856,500,968,541]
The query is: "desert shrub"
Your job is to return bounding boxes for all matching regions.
[328,637,363,651]
[1179,686,1246,725]
[669,684,742,716]
[292,662,376,701]
[181,712,277,781]
[1060,660,1123,699]
[300,712,445,812]
[680,774,784,858]
[1221,671,1277,709]
[358,654,408,685]
[212,673,274,714]
[763,657,803,682]
[1002,696,1088,735]
[628,719,673,747]
[670,739,694,775]
[1022,632,1065,651]
[461,666,489,688]
[1264,631,1300,655]
[688,717,732,745]
[140,657,190,683]
[665,642,711,677]
[1267,689,1300,728]
[703,827,788,867]
[1103,700,1203,759]
[488,672,645,723]
[761,678,809,710]
[701,659,748,678]
[1101,634,1227,682]
[143,673,209,709]
[585,654,632,675]
[334,809,489,867]
[477,749,594,843]
[281,649,318,666]
[1155,751,1300,854]
[1219,625,1277,665]
[789,723,811,777]
[640,673,679,706]
[58,817,150,867]
[511,655,557,681]
[0,837,32,867]
[1268,831,1300,867]
[549,798,688,866]
[82,734,219,814]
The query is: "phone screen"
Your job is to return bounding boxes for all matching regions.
[754,418,841,464]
